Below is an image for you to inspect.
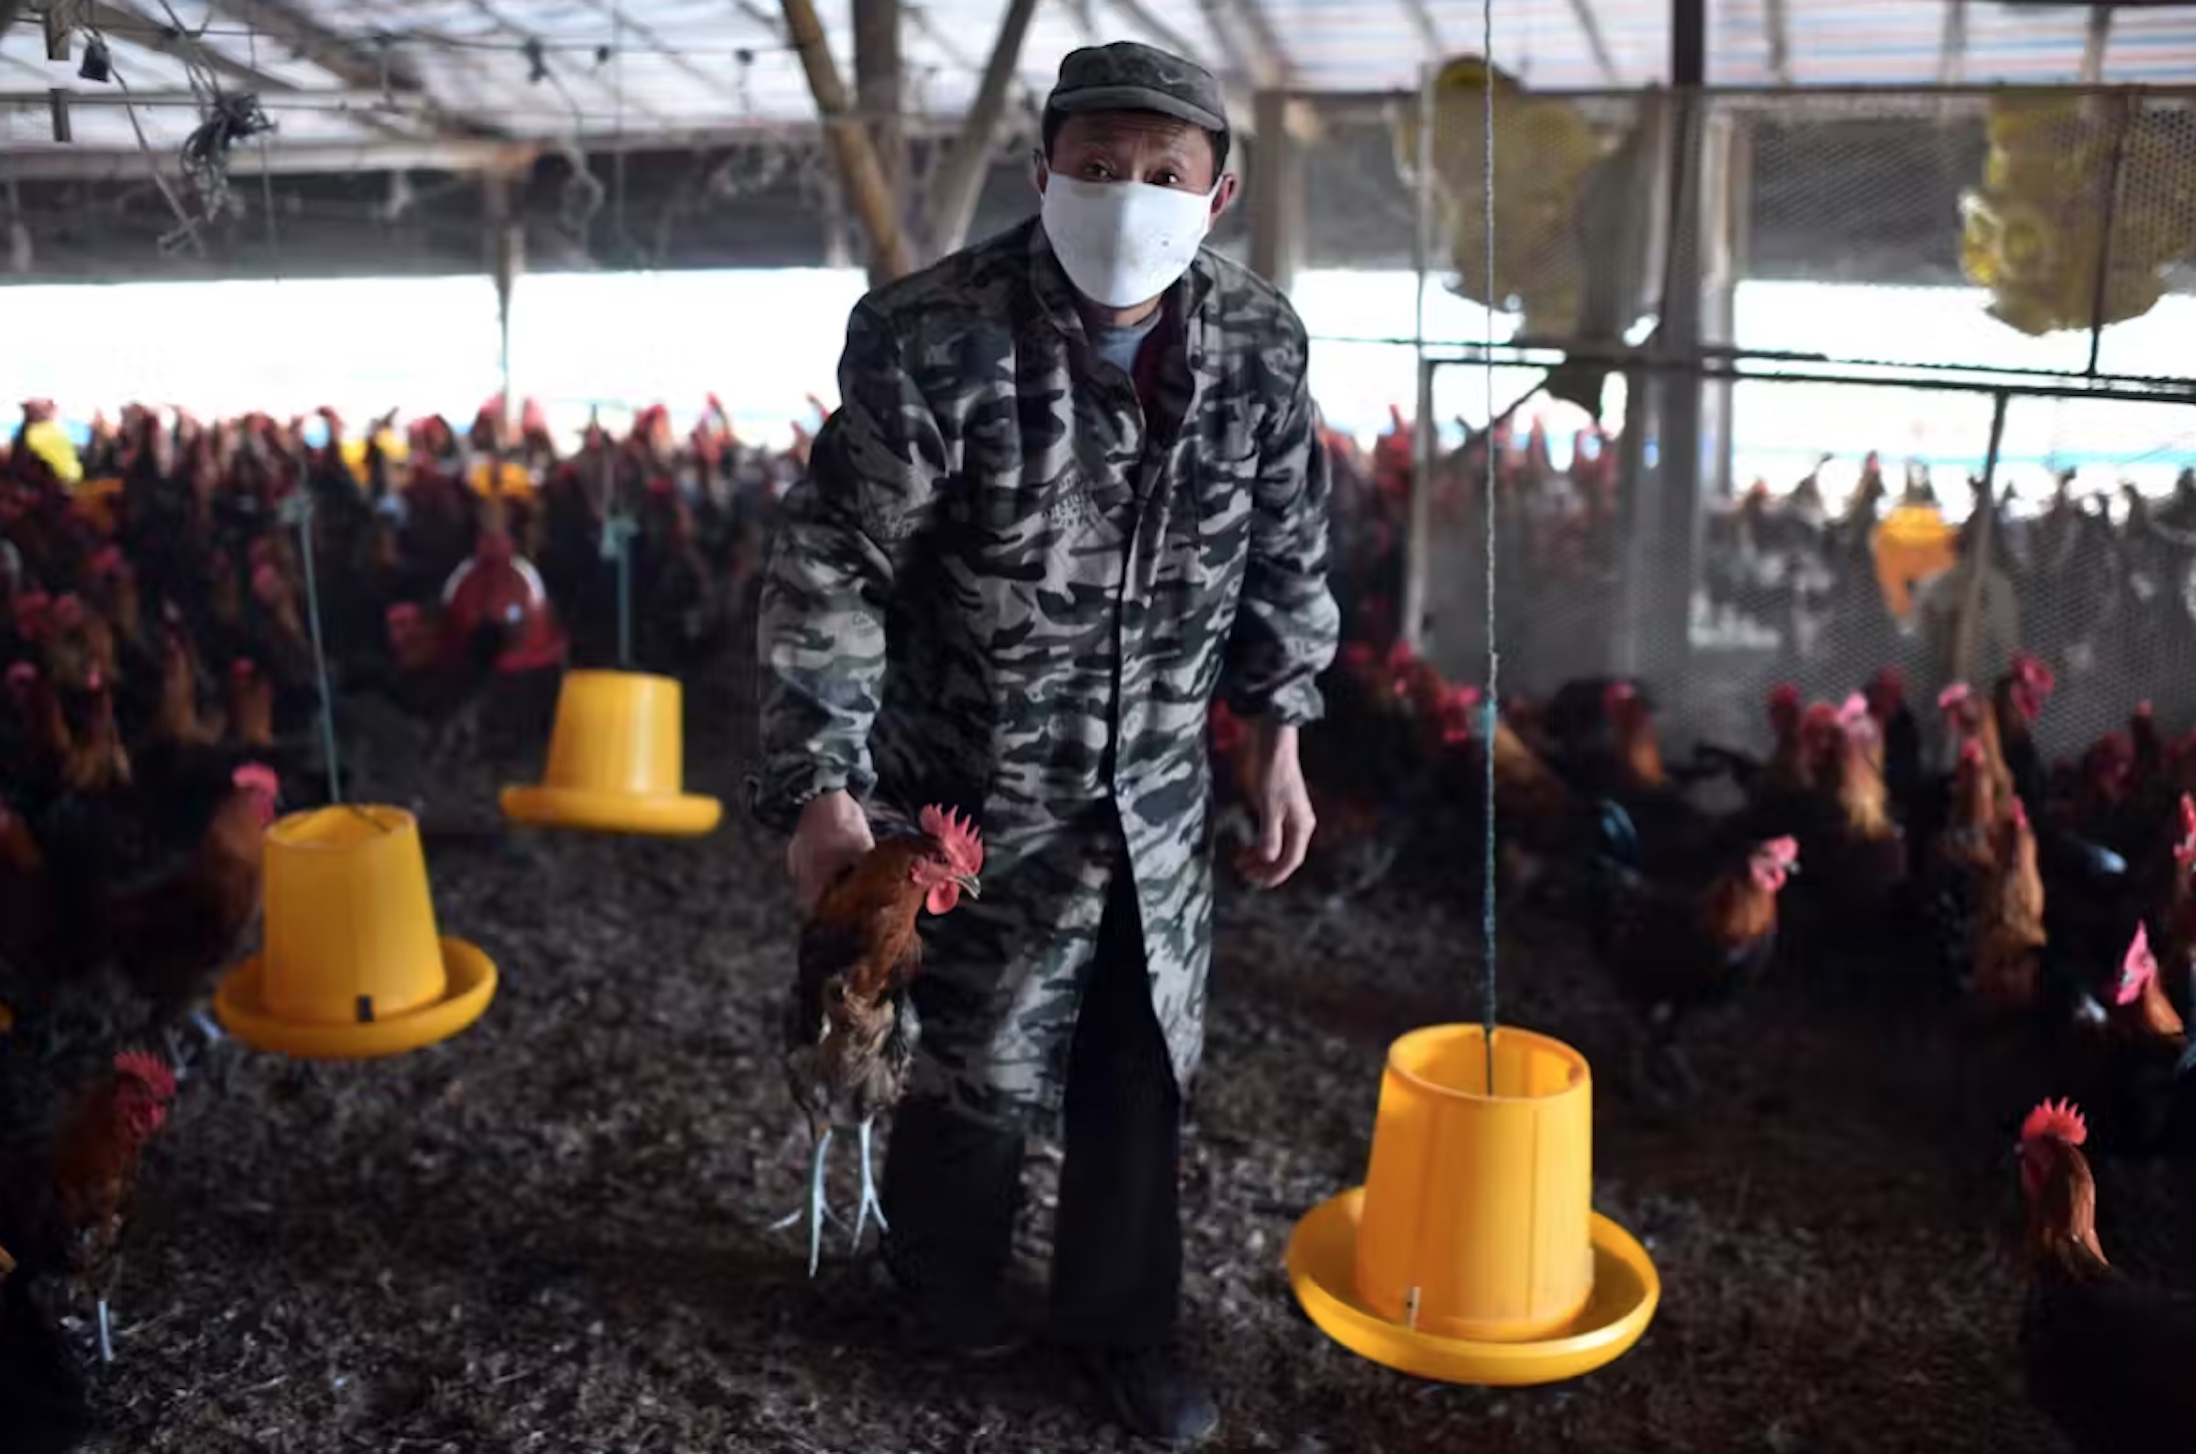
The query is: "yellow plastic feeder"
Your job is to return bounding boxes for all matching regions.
[1286,1024,1659,1386]
[215,805,498,1059]
[500,670,722,836]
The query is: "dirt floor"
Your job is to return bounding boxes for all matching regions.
[64,667,2124,1454]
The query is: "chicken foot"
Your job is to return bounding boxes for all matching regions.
[768,1123,837,1277]
[848,1116,889,1254]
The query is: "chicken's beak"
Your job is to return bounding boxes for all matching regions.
[956,874,982,900]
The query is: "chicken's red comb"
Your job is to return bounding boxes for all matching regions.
[385,603,422,629]
[2137,700,2155,719]
[2119,924,2158,1001]
[1444,683,1484,710]
[229,657,257,680]
[2020,1098,2087,1148]
[1869,665,1906,695]
[1759,835,1800,867]
[1384,639,1416,670]
[1338,641,1376,670]
[232,763,280,798]
[918,804,984,875]
[89,546,127,579]
[1837,692,1870,727]
[2013,653,2056,694]
[1767,683,1800,710]
[113,1049,177,1101]
[50,594,85,629]
[1937,682,1972,711]
[1605,680,1639,707]
[250,563,286,601]
[2181,794,2195,837]
[6,661,37,692]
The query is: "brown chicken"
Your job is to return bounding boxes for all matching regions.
[777,805,984,1275]
[1973,796,2048,1017]
[1590,831,1798,1099]
[225,658,274,750]
[1763,683,1812,801]
[1603,680,1668,796]
[106,763,280,1033]
[0,1050,179,1365]
[149,624,224,749]
[0,799,52,976]
[2015,1098,2196,1451]
[1807,695,1908,920]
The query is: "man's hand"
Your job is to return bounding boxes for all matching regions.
[1235,720,1315,889]
[788,789,875,913]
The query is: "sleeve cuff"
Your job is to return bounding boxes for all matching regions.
[1232,676,1326,729]
[747,759,862,835]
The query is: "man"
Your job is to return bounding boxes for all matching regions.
[752,40,1338,1446]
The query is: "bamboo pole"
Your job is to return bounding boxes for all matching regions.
[926,0,1040,260]
[779,0,915,281]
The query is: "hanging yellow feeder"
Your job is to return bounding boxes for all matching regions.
[1287,1024,1659,1385]
[501,669,722,836]
[214,805,498,1059]
[339,429,409,488]
[1873,503,1959,619]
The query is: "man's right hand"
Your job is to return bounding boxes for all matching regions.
[787,789,875,914]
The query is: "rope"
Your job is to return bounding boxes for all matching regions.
[1477,0,1501,1089]
[252,25,341,802]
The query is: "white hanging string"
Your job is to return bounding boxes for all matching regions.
[1476,2,1502,1090]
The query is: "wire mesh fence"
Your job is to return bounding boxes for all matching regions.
[1310,76,2196,774]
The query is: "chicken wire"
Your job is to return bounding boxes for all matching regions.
[1337,80,2196,766]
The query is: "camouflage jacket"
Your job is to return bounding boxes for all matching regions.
[754,217,1339,1134]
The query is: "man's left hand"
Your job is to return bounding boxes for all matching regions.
[1236,720,1315,889]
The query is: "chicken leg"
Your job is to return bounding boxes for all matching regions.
[768,1123,836,1277]
[848,1116,889,1253]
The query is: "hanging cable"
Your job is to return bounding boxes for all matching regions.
[1477,0,1501,1089]
[251,22,343,802]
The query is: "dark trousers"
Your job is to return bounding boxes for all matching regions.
[879,862,1183,1349]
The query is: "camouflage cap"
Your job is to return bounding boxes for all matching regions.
[1045,41,1229,136]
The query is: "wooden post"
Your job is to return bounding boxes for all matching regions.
[1247,88,1300,293]
[484,168,526,439]
[781,0,915,283]
[852,0,903,286]
[926,0,1041,261]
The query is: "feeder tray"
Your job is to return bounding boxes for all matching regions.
[501,669,722,836]
[215,805,497,1059]
[1286,1024,1659,1386]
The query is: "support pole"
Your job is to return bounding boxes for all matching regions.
[781,0,915,282]
[1952,390,2010,689]
[485,168,525,437]
[925,0,1041,261]
[1402,61,1437,656]
[1248,88,1302,294]
[852,0,904,287]
[1630,0,1708,700]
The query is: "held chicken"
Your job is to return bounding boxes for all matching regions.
[777,805,984,1276]
[2015,1099,2196,1452]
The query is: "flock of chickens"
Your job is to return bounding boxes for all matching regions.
[6,383,2196,1450]
[1227,628,2196,1449]
[0,395,791,1448]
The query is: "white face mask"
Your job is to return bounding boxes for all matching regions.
[1040,174,1217,309]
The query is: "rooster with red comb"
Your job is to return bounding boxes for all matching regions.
[775,804,984,1277]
